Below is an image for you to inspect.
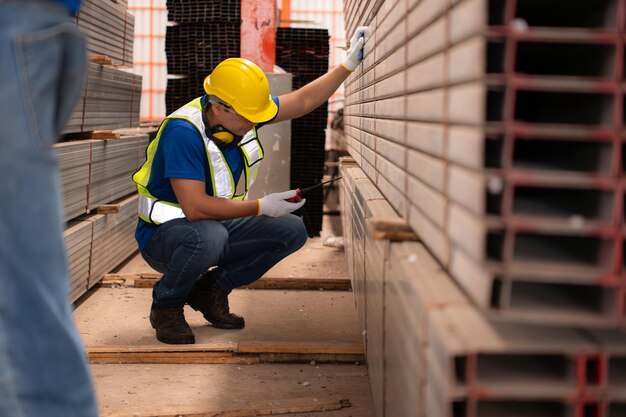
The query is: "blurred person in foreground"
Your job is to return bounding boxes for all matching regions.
[0,0,98,416]
[134,27,372,344]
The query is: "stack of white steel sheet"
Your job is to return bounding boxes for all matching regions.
[57,0,144,303]
[77,0,134,66]
[344,0,625,328]
[63,63,141,134]
[340,162,626,417]
[55,134,148,221]
[88,194,138,290]
[55,141,91,222]
[88,135,147,210]
[65,220,93,303]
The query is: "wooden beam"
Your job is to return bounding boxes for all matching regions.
[100,274,351,291]
[241,277,351,291]
[338,156,358,166]
[89,55,113,65]
[97,204,121,214]
[366,217,418,241]
[65,130,121,140]
[87,342,246,364]
[86,341,365,364]
[88,353,258,365]
[101,397,349,417]
[237,340,364,355]
[87,342,238,353]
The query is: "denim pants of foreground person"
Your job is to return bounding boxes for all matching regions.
[0,2,98,417]
[141,215,308,308]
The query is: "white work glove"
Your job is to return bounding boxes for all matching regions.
[340,26,373,72]
[257,190,306,217]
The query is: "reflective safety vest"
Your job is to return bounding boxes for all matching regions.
[133,97,264,225]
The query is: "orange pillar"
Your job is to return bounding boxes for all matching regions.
[240,0,276,72]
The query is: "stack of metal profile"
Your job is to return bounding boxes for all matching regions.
[55,141,92,222]
[88,135,148,210]
[276,27,330,236]
[64,194,139,303]
[58,0,143,303]
[166,24,240,76]
[55,134,148,221]
[341,161,626,417]
[165,76,205,115]
[77,0,134,67]
[165,0,240,114]
[63,62,142,134]
[166,0,241,24]
[344,0,626,326]
[341,0,626,415]
[65,219,93,303]
[89,194,138,290]
[58,133,147,303]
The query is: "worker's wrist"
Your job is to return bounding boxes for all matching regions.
[256,199,261,216]
[339,62,355,72]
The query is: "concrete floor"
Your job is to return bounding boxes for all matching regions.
[74,215,375,417]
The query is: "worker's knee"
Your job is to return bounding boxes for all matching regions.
[185,220,229,261]
[283,214,308,250]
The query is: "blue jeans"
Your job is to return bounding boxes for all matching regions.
[0,2,98,417]
[141,215,308,308]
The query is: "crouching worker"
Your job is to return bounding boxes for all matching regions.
[133,27,371,344]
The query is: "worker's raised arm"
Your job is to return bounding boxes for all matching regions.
[272,26,372,124]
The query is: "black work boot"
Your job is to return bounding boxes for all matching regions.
[187,272,245,329]
[149,303,195,344]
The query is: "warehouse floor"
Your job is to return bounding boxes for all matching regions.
[74,215,375,417]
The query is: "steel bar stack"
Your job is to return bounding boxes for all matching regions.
[57,0,146,302]
[64,0,141,134]
[77,0,134,66]
[276,28,330,236]
[340,0,626,415]
[64,63,142,134]
[165,0,240,114]
[58,136,148,302]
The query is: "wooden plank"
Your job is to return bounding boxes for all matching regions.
[237,340,364,355]
[241,277,352,290]
[100,274,352,290]
[366,217,418,241]
[89,353,258,365]
[87,342,246,364]
[258,352,366,363]
[102,272,160,281]
[66,130,121,140]
[89,54,113,65]
[101,397,349,417]
[86,341,364,365]
[96,204,120,214]
[87,342,238,353]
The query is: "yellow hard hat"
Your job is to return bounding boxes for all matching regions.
[204,58,277,123]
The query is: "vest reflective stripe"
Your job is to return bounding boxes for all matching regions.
[133,97,264,225]
[138,195,185,224]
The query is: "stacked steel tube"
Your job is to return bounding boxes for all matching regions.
[276,28,330,236]
[58,0,144,302]
[77,0,134,66]
[342,0,626,415]
[165,0,240,114]
[63,0,140,134]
